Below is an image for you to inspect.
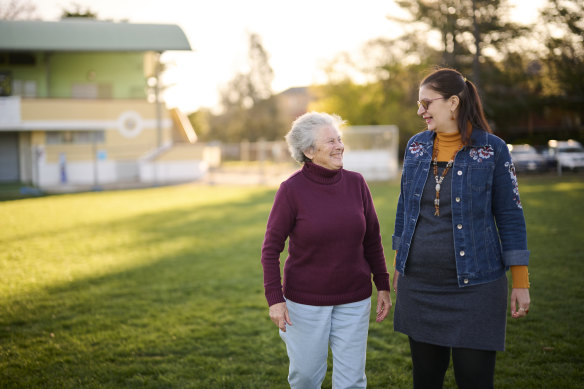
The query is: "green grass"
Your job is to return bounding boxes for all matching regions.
[0,183,44,201]
[0,174,583,388]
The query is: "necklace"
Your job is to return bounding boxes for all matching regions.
[432,137,460,216]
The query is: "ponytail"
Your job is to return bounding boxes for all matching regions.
[458,79,492,144]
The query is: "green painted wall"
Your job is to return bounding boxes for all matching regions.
[49,52,146,99]
[0,51,147,99]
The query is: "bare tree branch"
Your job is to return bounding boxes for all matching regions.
[0,0,37,20]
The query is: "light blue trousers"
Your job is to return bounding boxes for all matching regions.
[279,297,371,389]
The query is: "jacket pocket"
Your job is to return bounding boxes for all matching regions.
[469,164,493,191]
[468,165,494,217]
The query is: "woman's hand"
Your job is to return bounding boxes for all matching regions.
[269,302,292,331]
[392,270,400,294]
[376,290,392,322]
[510,288,531,319]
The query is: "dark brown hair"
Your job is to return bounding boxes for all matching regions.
[420,67,492,144]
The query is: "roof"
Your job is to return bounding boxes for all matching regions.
[0,19,192,52]
[279,87,308,95]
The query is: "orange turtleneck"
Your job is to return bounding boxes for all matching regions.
[434,131,463,161]
[393,132,530,289]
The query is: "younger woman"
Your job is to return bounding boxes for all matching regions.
[392,68,531,389]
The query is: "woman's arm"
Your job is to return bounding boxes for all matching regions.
[261,183,295,306]
[491,139,530,267]
[361,178,391,293]
[491,139,531,318]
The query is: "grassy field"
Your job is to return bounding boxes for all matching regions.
[1,174,583,388]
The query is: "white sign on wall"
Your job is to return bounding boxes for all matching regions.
[0,96,21,127]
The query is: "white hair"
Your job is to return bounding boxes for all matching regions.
[284,112,345,163]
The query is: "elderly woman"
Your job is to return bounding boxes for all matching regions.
[261,112,392,389]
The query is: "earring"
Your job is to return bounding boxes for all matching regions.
[450,111,455,120]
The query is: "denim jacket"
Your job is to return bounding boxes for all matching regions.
[392,129,529,287]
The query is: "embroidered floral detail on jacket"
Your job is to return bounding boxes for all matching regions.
[469,145,495,162]
[505,161,523,209]
[409,141,425,157]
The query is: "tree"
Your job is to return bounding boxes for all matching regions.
[0,0,36,20]
[309,36,441,153]
[208,32,286,142]
[308,0,581,148]
[492,0,584,143]
[61,4,98,19]
[540,0,584,101]
[219,33,273,111]
[247,33,274,103]
[393,0,527,89]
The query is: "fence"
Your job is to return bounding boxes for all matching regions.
[217,125,400,181]
[219,140,294,163]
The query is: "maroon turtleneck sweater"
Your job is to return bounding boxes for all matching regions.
[261,161,390,307]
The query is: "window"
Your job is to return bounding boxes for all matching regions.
[9,52,36,66]
[46,132,65,144]
[72,83,113,99]
[23,80,36,97]
[72,83,98,99]
[46,131,105,144]
[11,80,37,97]
[0,71,11,96]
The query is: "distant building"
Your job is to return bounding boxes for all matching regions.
[0,19,218,191]
[276,86,314,124]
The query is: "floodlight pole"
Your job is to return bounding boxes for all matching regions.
[154,51,163,186]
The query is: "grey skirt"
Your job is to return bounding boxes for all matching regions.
[394,268,508,351]
[394,163,508,351]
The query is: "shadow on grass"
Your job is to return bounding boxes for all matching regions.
[0,188,292,388]
[1,176,583,388]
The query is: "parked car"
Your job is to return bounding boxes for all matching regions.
[508,144,548,173]
[538,147,558,170]
[547,139,584,171]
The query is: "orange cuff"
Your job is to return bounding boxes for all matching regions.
[511,265,530,288]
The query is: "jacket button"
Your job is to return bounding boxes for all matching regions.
[457,170,463,176]
[457,224,463,229]
[464,279,469,284]
[455,197,461,202]
[460,250,465,256]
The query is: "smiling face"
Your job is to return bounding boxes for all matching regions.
[303,125,344,170]
[417,84,459,133]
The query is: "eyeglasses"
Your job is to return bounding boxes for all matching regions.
[417,97,444,111]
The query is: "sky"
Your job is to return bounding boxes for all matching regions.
[29,0,545,114]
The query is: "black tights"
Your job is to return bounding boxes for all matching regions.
[409,337,496,389]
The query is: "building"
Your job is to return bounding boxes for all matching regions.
[276,86,314,125]
[0,19,217,191]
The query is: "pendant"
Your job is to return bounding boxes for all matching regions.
[435,183,441,192]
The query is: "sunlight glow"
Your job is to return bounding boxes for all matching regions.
[30,0,546,113]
